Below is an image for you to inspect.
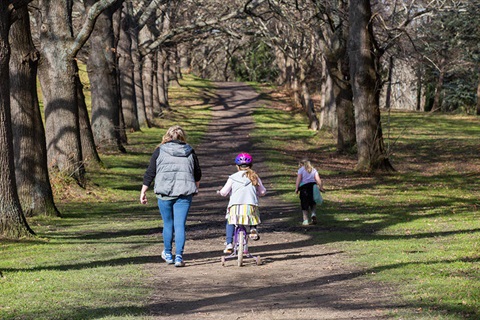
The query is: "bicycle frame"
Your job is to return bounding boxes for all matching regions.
[221,224,261,267]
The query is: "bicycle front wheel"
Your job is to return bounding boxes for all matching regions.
[237,229,245,267]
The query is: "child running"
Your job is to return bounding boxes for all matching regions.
[295,158,324,225]
[218,153,267,253]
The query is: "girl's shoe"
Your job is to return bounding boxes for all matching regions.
[311,215,317,225]
[174,255,185,267]
[302,220,309,226]
[224,243,233,253]
[249,228,260,241]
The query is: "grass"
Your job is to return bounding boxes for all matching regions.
[2,76,479,319]
[0,75,213,320]
[251,102,480,319]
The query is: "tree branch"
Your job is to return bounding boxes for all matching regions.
[70,0,122,56]
[141,0,266,56]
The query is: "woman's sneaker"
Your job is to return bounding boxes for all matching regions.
[174,255,185,267]
[161,250,174,264]
[311,215,317,225]
[224,243,233,253]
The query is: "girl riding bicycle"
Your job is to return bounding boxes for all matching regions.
[218,152,266,253]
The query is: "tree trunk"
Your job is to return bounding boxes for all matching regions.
[299,60,319,130]
[76,63,103,168]
[85,0,125,153]
[348,0,394,172]
[142,52,155,122]
[385,56,394,109]
[0,3,35,238]
[151,54,162,116]
[477,67,480,116]
[323,71,337,128]
[157,49,170,111]
[9,6,60,217]
[36,0,86,185]
[117,2,140,131]
[324,55,356,153]
[319,0,356,152]
[431,67,445,112]
[131,20,149,128]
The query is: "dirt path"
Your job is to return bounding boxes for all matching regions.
[147,82,396,319]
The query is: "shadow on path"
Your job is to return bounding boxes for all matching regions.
[146,82,396,320]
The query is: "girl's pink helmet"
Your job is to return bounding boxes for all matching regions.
[235,153,253,166]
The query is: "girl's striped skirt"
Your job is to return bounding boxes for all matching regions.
[226,204,261,225]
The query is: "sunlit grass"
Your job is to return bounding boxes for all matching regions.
[252,102,480,319]
[0,75,213,320]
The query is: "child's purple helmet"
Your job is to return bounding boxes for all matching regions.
[235,153,253,166]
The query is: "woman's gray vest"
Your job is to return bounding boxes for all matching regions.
[153,142,197,197]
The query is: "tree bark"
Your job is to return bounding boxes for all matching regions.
[76,63,103,168]
[85,0,125,153]
[299,60,319,130]
[157,49,170,111]
[431,65,445,112]
[0,2,34,238]
[117,2,140,131]
[319,0,356,152]
[9,6,60,217]
[477,67,480,116]
[348,0,394,172]
[131,17,149,128]
[34,0,120,185]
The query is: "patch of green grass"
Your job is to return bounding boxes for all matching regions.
[252,102,480,319]
[0,75,213,320]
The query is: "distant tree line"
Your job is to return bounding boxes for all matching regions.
[1,0,478,238]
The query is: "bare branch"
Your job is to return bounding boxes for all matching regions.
[70,0,122,56]
[141,0,266,55]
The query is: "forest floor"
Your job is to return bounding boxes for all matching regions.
[143,82,400,319]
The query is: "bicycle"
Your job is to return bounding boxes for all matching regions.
[221,224,262,267]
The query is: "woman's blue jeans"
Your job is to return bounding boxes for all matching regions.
[157,195,193,256]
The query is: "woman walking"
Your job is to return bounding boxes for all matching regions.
[140,125,201,267]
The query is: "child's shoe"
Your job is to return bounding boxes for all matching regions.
[249,228,260,241]
[311,215,317,225]
[302,219,309,226]
[174,255,185,267]
[224,243,233,254]
[161,250,174,264]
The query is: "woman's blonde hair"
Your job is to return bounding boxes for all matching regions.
[299,158,313,173]
[160,125,187,145]
[238,165,259,186]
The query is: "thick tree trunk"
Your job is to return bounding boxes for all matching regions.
[0,3,35,238]
[319,0,356,152]
[142,52,155,122]
[157,49,170,111]
[9,6,60,217]
[117,2,139,131]
[299,60,319,130]
[36,0,86,185]
[131,22,149,128]
[323,71,337,128]
[324,56,356,153]
[349,0,394,172]
[85,1,125,153]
